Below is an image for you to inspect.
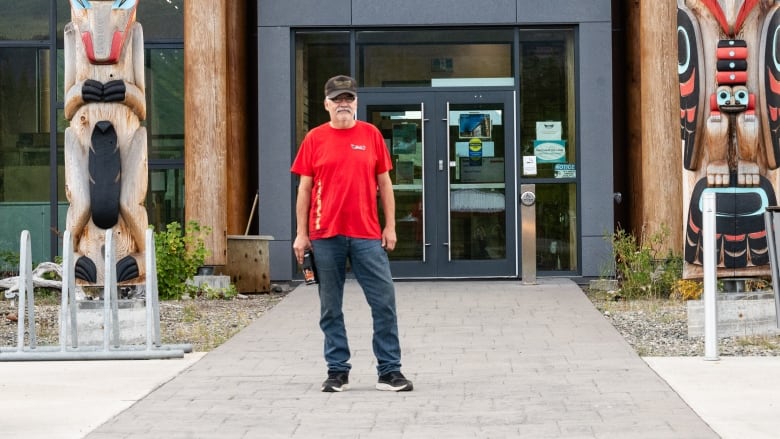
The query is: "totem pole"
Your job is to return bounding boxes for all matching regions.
[63,0,148,284]
[678,0,780,278]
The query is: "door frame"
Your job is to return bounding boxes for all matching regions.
[359,89,519,279]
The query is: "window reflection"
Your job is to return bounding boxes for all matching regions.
[535,183,577,272]
[0,0,50,41]
[137,0,184,40]
[294,32,350,146]
[146,48,184,160]
[449,104,506,260]
[519,30,576,179]
[147,167,185,232]
[0,48,51,201]
[357,29,514,88]
[0,47,53,261]
[368,106,425,261]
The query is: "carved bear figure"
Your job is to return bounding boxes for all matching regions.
[64,0,147,284]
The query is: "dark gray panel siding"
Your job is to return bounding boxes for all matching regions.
[516,0,610,23]
[578,21,614,276]
[258,0,610,27]
[258,0,351,26]
[351,0,517,25]
[257,27,295,280]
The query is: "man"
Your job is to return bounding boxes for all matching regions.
[291,75,413,393]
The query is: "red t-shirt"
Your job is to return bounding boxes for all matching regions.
[291,120,393,240]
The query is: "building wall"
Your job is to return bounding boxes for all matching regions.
[257,0,613,280]
[257,26,295,281]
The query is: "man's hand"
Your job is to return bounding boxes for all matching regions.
[292,234,311,264]
[381,227,397,251]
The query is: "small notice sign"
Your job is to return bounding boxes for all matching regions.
[554,163,576,178]
[534,140,566,163]
[536,121,562,140]
[523,156,537,176]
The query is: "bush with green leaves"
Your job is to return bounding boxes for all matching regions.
[0,249,19,276]
[606,224,682,300]
[153,221,211,300]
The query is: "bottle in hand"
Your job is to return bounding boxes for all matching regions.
[302,250,318,285]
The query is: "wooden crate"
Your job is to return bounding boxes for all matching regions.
[226,235,273,293]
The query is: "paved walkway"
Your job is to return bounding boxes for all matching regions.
[76,279,719,438]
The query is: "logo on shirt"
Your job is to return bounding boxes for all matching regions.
[351,144,367,151]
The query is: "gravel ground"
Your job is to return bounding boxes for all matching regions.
[0,287,290,352]
[3,282,780,356]
[585,288,780,357]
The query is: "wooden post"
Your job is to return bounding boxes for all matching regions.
[627,0,682,253]
[184,0,228,266]
[226,1,250,236]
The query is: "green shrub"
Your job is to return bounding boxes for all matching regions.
[0,249,19,276]
[153,221,211,300]
[200,283,239,300]
[606,224,682,300]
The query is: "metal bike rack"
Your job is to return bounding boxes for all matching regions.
[764,206,780,329]
[1,229,192,361]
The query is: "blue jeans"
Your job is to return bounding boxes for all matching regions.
[311,236,402,376]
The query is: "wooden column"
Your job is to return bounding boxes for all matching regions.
[226,1,250,235]
[627,0,682,252]
[184,0,229,266]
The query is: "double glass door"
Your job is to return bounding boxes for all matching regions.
[360,91,517,278]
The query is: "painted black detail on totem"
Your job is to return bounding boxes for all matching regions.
[89,121,121,229]
[82,79,126,103]
[75,256,97,283]
[764,7,780,169]
[678,7,701,170]
[717,39,746,48]
[685,176,776,268]
[116,255,139,282]
[102,80,126,102]
[82,79,103,102]
[716,60,747,72]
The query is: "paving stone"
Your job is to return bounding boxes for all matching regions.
[85,279,718,439]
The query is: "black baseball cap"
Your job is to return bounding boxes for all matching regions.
[324,75,357,99]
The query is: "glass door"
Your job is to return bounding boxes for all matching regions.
[361,93,434,277]
[436,92,516,277]
[360,91,517,278]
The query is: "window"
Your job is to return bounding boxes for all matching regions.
[0,0,51,41]
[518,30,577,272]
[519,30,576,179]
[146,48,184,160]
[294,32,350,146]
[357,29,514,87]
[137,0,184,41]
[0,47,55,259]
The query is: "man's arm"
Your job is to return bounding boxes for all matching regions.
[292,175,313,263]
[377,172,397,251]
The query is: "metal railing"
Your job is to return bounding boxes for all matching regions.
[0,229,191,361]
[763,206,780,330]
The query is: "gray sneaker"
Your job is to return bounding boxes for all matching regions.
[321,371,349,392]
[376,371,413,392]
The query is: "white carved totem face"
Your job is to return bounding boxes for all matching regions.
[69,0,139,65]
